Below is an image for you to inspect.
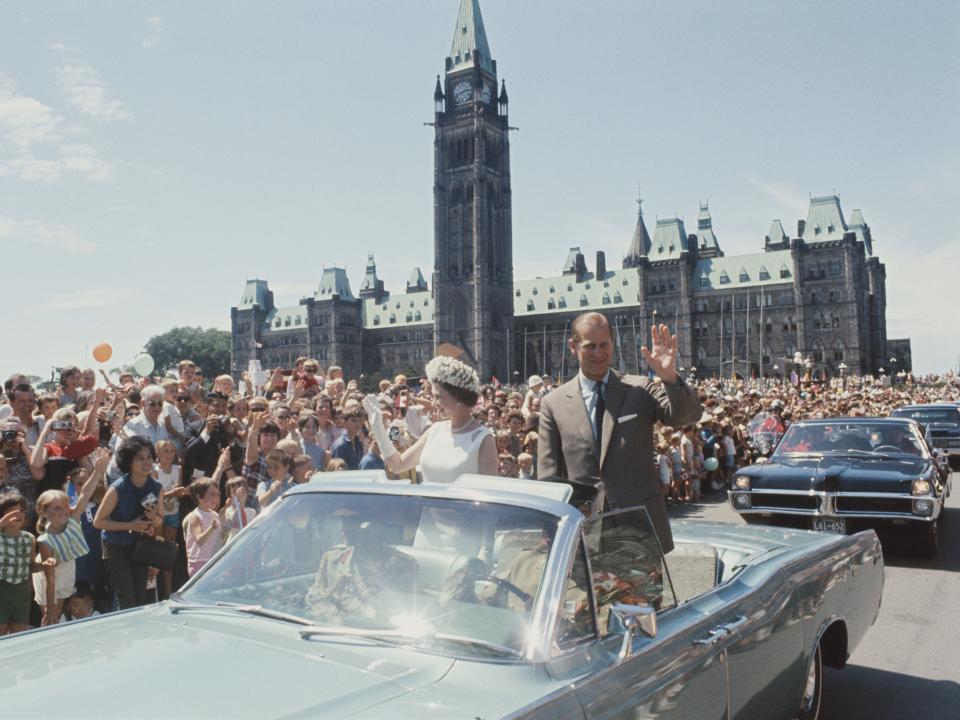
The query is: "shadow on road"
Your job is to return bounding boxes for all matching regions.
[666,491,731,518]
[880,506,960,573]
[822,665,960,719]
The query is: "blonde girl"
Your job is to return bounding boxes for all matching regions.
[33,449,109,625]
[153,439,184,598]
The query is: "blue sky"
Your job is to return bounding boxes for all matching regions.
[2,0,958,379]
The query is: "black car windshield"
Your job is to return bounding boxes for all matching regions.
[891,408,960,425]
[181,492,559,657]
[775,422,925,457]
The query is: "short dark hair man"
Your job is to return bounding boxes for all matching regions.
[537,313,702,552]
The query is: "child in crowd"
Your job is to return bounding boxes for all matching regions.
[656,441,673,501]
[60,581,99,622]
[153,440,185,598]
[32,448,109,626]
[1,492,55,634]
[220,476,257,544]
[516,452,535,480]
[183,478,222,577]
[290,455,315,484]
[257,450,294,509]
[325,458,348,472]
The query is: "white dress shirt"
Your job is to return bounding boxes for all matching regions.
[578,369,611,442]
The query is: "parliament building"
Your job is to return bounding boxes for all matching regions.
[231,0,908,384]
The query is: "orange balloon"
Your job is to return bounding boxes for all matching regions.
[92,342,113,363]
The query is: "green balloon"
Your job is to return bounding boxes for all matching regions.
[132,353,155,376]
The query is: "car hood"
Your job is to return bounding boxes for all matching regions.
[743,455,930,493]
[0,604,454,719]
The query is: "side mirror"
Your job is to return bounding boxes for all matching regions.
[608,603,657,661]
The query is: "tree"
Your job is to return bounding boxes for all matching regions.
[143,327,232,378]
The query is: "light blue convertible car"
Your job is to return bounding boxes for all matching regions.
[0,473,883,719]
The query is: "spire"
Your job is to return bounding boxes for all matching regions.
[498,79,508,103]
[696,200,722,257]
[624,188,651,267]
[358,253,384,301]
[447,0,495,76]
[433,75,444,101]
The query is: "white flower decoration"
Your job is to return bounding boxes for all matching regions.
[425,356,481,395]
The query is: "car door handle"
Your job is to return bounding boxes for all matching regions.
[717,615,748,632]
[693,628,730,646]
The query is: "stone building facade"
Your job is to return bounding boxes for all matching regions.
[230,0,907,383]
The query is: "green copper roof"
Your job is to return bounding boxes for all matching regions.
[363,292,434,328]
[448,0,495,76]
[649,218,689,261]
[693,250,794,293]
[314,267,354,301]
[514,269,641,317]
[801,195,848,242]
[239,278,270,309]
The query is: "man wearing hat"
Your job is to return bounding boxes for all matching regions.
[538,313,702,553]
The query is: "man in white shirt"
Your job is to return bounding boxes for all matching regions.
[123,385,172,446]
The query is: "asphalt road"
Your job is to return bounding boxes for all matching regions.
[669,473,960,720]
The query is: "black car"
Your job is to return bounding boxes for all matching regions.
[728,417,951,556]
[890,403,960,470]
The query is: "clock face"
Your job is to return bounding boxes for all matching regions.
[453,79,473,105]
[480,82,492,104]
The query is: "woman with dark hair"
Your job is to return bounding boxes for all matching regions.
[58,366,82,407]
[363,356,497,483]
[93,436,163,609]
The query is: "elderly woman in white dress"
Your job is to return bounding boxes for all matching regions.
[363,356,498,483]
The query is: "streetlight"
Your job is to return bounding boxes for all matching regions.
[838,362,848,386]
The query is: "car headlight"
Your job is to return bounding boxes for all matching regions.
[734,476,751,490]
[912,479,932,496]
[913,499,934,516]
[732,492,752,509]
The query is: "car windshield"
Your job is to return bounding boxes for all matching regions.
[180,492,559,658]
[891,408,960,425]
[774,422,925,457]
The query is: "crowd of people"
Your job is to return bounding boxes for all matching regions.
[1,352,957,635]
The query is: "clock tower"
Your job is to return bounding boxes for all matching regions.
[433,0,513,382]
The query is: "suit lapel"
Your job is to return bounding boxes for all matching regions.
[599,373,627,470]
[562,378,596,450]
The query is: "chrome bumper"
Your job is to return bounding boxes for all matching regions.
[728,488,941,523]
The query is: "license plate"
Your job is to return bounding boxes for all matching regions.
[813,517,846,534]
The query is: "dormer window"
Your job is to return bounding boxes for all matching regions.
[294,316,301,325]
[414,311,422,321]
[567,284,573,292]
[739,269,749,282]
[373,316,380,326]
[780,264,791,279]
[601,292,611,305]
[759,266,770,281]
[622,278,628,286]
[579,294,588,307]
[284,317,291,327]
[558,297,567,308]
[613,291,622,303]
[827,224,835,233]
[547,299,556,310]
[719,271,730,285]
[814,226,821,235]
[549,286,555,294]
[389,314,396,324]
[526,300,535,311]
[699,277,709,287]
[515,289,521,297]
[532,287,538,295]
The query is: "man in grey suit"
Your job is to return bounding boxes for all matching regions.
[538,313,702,553]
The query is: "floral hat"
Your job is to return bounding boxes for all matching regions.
[425,356,481,395]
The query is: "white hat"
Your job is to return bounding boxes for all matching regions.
[528,375,544,388]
